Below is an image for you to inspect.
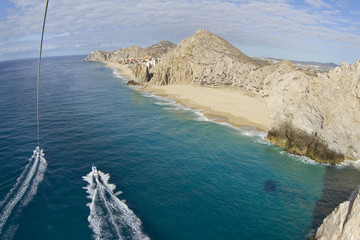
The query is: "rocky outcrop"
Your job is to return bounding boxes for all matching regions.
[315,185,360,239]
[84,50,108,62]
[267,60,360,163]
[131,64,151,84]
[84,41,176,63]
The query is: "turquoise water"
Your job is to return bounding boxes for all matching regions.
[0,56,359,240]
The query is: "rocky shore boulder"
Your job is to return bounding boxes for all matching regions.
[315,185,360,239]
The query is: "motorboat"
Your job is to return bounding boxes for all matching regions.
[33,146,40,155]
[92,164,98,176]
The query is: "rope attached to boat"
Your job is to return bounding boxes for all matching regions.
[37,0,49,148]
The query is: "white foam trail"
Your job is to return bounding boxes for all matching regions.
[0,160,32,209]
[96,177,123,240]
[88,188,102,240]
[0,150,48,235]
[21,153,47,207]
[83,171,149,240]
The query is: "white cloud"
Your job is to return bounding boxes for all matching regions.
[0,0,359,63]
[305,0,330,9]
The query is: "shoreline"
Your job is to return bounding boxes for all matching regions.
[106,62,134,80]
[107,61,274,132]
[143,85,274,132]
[106,61,360,167]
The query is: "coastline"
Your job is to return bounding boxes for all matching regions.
[107,61,274,132]
[106,62,133,80]
[144,85,274,132]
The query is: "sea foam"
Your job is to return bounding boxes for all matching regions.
[83,170,149,240]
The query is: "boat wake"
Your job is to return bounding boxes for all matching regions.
[0,148,47,238]
[83,170,149,240]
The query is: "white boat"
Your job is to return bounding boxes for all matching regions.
[92,164,98,176]
[33,146,40,155]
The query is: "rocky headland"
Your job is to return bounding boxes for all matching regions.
[84,40,176,63]
[85,29,360,165]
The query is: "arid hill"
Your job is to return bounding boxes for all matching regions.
[84,40,176,63]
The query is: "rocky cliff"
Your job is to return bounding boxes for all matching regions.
[130,64,151,84]
[84,40,176,63]
[146,29,360,164]
[267,61,360,163]
[315,185,360,239]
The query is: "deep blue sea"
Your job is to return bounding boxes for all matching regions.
[1,55,360,240]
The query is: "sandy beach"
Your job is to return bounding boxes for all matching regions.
[106,62,134,80]
[145,85,274,131]
[107,63,274,131]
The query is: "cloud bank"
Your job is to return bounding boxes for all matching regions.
[0,0,359,63]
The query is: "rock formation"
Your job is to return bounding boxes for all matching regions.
[84,40,176,63]
[146,29,360,164]
[315,185,360,239]
[129,63,151,85]
[84,50,108,63]
[268,60,360,163]
[149,29,263,87]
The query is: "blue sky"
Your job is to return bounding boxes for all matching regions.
[0,0,359,64]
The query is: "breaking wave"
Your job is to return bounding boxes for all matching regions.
[142,91,267,140]
[83,170,149,240]
[112,69,127,81]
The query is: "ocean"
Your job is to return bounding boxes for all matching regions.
[0,55,359,240]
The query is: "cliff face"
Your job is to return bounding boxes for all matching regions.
[131,64,150,84]
[84,40,176,63]
[146,29,360,164]
[267,61,360,163]
[315,185,360,239]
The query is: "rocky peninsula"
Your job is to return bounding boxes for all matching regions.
[85,29,360,165]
